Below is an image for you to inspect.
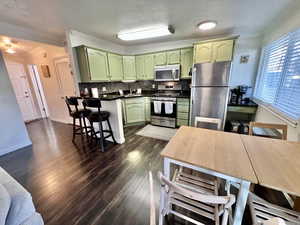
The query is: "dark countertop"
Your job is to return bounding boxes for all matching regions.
[81,91,191,101]
[228,99,258,107]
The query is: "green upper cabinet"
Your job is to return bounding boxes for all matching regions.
[144,54,154,80]
[194,42,213,63]
[135,55,145,80]
[108,53,124,81]
[87,48,109,81]
[154,52,167,65]
[194,39,235,63]
[212,40,234,62]
[76,46,110,82]
[123,56,136,80]
[167,50,180,64]
[180,48,193,79]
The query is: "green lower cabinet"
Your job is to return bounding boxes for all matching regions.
[124,98,145,124]
[144,97,151,121]
[123,56,137,80]
[136,55,145,80]
[177,119,189,126]
[176,98,190,127]
[108,53,124,81]
[144,54,154,80]
[180,48,193,79]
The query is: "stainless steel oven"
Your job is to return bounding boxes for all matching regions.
[151,97,177,128]
[154,64,180,81]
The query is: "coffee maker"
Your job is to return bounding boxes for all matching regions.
[230,85,250,104]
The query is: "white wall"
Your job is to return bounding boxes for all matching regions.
[254,3,300,142]
[0,51,32,156]
[26,45,70,123]
[229,36,261,88]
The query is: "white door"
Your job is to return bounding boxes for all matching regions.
[6,62,37,122]
[54,57,76,123]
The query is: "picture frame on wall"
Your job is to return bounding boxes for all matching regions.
[41,65,50,78]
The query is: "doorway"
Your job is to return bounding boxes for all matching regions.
[28,64,49,118]
[5,61,38,122]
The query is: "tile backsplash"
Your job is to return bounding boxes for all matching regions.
[79,80,191,94]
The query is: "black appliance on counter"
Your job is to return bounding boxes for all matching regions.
[230,85,251,104]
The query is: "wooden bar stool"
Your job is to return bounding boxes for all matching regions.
[82,98,117,152]
[65,96,92,143]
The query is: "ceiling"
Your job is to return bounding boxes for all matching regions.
[0,0,299,46]
[0,35,41,54]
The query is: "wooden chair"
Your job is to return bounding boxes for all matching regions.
[248,193,300,225]
[157,171,235,225]
[194,116,222,130]
[249,122,287,140]
[248,122,295,208]
[263,218,287,225]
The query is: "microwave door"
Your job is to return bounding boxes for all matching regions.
[155,70,173,81]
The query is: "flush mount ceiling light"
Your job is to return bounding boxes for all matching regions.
[6,48,16,54]
[198,21,217,31]
[117,25,174,41]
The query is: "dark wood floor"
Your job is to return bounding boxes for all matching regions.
[0,119,288,225]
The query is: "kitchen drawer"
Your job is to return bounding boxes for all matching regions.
[177,104,189,113]
[177,98,190,104]
[125,97,144,105]
[177,112,189,119]
[177,119,189,126]
[227,106,257,114]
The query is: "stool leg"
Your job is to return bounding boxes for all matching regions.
[98,120,105,152]
[72,117,76,143]
[107,118,117,144]
[82,117,89,140]
[78,117,84,143]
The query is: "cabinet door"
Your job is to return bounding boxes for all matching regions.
[123,56,136,80]
[144,54,154,80]
[154,52,167,65]
[136,55,145,80]
[180,48,193,79]
[144,97,150,121]
[87,48,109,81]
[212,40,234,62]
[126,103,145,123]
[167,50,180,64]
[194,43,213,63]
[108,53,124,81]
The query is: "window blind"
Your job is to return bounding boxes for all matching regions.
[254,28,300,122]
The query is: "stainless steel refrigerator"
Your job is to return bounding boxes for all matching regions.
[190,62,231,129]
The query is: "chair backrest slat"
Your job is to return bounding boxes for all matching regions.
[65,96,79,115]
[249,122,288,140]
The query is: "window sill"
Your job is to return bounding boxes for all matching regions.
[252,98,298,128]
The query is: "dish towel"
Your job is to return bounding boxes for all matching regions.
[165,102,174,114]
[154,101,162,114]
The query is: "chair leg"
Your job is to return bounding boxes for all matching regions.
[107,118,117,144]
[98,121,105,152]
[82,117,89,140]
[72,117,76,143]
[78,117,84,143]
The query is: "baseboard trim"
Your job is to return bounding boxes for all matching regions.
[0,141,32,157]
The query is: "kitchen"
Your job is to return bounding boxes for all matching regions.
[71,35,257,144]
[0,1,300,225]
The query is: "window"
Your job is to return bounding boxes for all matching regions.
[254,28,300,122]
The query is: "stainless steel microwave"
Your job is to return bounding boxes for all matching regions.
[154,64,180,81]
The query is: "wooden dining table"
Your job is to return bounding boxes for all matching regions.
[160,126,300,225]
